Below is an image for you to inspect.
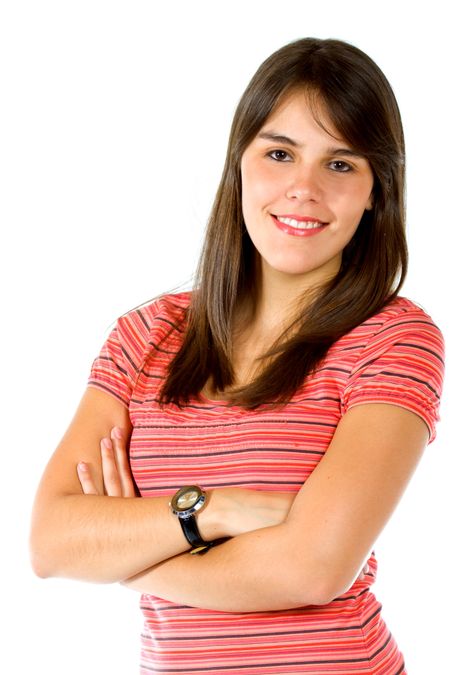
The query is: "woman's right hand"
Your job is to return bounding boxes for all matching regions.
[77,426,137,498]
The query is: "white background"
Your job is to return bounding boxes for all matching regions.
[1,1,448,673]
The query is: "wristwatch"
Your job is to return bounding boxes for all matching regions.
[170,485,210,554]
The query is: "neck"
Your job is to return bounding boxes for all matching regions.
[247,258,335,334]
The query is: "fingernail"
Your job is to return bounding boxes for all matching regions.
[78,462,88,472]
[101,438,112,450]
[111,427,122,440]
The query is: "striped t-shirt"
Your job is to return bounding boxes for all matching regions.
[88,292,444,674]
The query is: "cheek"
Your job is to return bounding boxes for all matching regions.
[242,174,279,226]
[332,183,373,224]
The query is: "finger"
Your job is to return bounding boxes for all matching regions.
[100,438,123,497]
[111,426,137,498]
[77,462,99,495]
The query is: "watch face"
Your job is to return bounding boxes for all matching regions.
[177,488,200,510]
[171,485,206,516]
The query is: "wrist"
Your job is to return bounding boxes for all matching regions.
[196,489,231,541]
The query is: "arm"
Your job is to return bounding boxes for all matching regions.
[120,403,428,610]
[29,388,193,582]
[30,387,294,583]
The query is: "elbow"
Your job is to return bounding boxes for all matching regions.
[29,494,76,579]
[29,512,64,579]
[30,534,78,580]
[29,528,56,579]
[30,551,52,579]
[301,580,336,607]
[304,568,359,607]
[311,583,341,607]
[282,567,335,608]
[276,531,362,607]
[287,560,347,608]
[297,580,341,608]
[29,544,51,579]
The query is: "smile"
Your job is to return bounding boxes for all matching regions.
[271,215,328,237]
[277,217,324,230]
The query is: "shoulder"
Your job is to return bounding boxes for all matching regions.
[342,296,444,361]
[340,296,445,443]
[116,291,192,343]
[371,295,441,330]
[87,292,192,404]
[108,291,191,374]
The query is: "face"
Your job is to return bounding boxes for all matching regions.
[240,90,374,290]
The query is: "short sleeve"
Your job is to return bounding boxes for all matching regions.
[342,306,445,444]
[87,323,134,406]
[87,300,165,407]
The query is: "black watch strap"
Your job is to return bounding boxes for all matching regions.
[179,514,209,551]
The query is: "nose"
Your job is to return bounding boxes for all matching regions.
[285,164,322,203]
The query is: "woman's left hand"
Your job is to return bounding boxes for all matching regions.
[77,426,137,498]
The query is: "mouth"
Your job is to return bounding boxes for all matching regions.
[273,215,328,230]
[271,214,329,237]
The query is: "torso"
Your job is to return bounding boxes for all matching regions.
[87,291,443,674]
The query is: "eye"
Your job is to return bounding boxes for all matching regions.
[329,160,353,172]
[267,149,292,162]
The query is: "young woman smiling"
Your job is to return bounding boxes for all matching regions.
[30,38,444,674]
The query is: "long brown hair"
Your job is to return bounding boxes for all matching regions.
[160,37,407,408]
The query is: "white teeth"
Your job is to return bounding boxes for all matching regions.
[277,216,324,229]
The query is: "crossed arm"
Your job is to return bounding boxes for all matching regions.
[30,387,429,611]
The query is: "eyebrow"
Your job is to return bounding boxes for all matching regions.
[257,131,365,159]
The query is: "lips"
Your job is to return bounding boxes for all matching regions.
[273,214,327,229]
[271,214,329,237]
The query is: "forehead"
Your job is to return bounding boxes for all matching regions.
[261,89,345,144]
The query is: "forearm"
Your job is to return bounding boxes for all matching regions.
[31,493,191,583]
[30,486,281,584]
[123,522,325,612]
[42,425,297,587]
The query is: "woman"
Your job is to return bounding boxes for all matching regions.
[30,38,444,673]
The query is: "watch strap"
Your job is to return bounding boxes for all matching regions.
[179,514,210,552]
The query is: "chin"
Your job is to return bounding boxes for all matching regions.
[266,257,322,277]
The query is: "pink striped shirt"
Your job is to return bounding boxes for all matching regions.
[88,292,444,674]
